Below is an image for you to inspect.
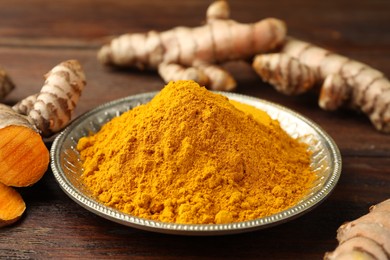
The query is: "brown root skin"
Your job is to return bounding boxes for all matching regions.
[253,37,390,133]
[0,68,15,99]
[1,60,85,185]
[325,199,390,260]
[371,199,390,212]
[0,182,26,227]
[0,104,37,131]
[324,237,385,260]
[1,60,85,187]
[97,1,286,91]
[16,60,86,137]
[252,53,317,95]
[206,0,230,21]
[13,93,38,116]
[0,60,85,227]
[158,63,210,88]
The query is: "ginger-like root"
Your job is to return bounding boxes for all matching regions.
[0,68,15,99]
[0,104,49,187]
[253,37,390,133]
[324,199,390,260]
[206,0,230,21]
[98,0,286,91]
[253,52,317,95]
[13,60,86,137]
[1,59,86,185]
[0,182,26,227]
[12,94,38,116]
[0,60,86,227]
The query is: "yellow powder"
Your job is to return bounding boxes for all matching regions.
[77,80,315,224]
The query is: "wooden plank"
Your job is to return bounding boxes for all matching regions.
[0,0,389,54]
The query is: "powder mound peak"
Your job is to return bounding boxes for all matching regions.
[77,80,315,224]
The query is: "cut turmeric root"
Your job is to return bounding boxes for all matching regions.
[0,59,85,188]
[0,60,86,227]
[0,182,26,227]
[0,125,49,187]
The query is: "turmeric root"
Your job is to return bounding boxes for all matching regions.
[0,182,26,227]
[253,37,390,133]
[0,104,49,187]
[13,60,86,137]
[0,60,86,187]
[0,68,15,99]
[12,94,37,116]
[0,60,86,227]
[325,199,390,260]
[98,0,286,91]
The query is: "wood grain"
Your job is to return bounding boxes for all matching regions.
[0,0,389,259]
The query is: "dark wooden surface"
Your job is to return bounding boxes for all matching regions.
[1,0,390,259]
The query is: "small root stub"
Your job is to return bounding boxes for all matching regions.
[0,182,26,227]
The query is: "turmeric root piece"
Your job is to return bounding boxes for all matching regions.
[253,53,317,95]
[253,37,390,133]
[13,60,86,137]
[0,68,15,99]
[98,0,286,91]
[325,199,390,260]
[1,60,85,186]
[12,94,38,116]
[0,104,49,187]
[206,0,230,21]
[371,199,390,212]
[325,237,387,260]
[0,182,26,227]
[0,60,86,227]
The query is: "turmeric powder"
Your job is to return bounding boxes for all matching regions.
[77,80,315,224]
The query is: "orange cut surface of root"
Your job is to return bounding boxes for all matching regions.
[0,182,26,227]
[0,125,49,187]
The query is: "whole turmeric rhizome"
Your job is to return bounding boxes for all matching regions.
[77,80,316,224]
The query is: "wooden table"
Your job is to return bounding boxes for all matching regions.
[1,0,389,259]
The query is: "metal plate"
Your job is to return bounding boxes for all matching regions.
[50,91,342,235]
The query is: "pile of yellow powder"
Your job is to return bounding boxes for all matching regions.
[77,80,315,224]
